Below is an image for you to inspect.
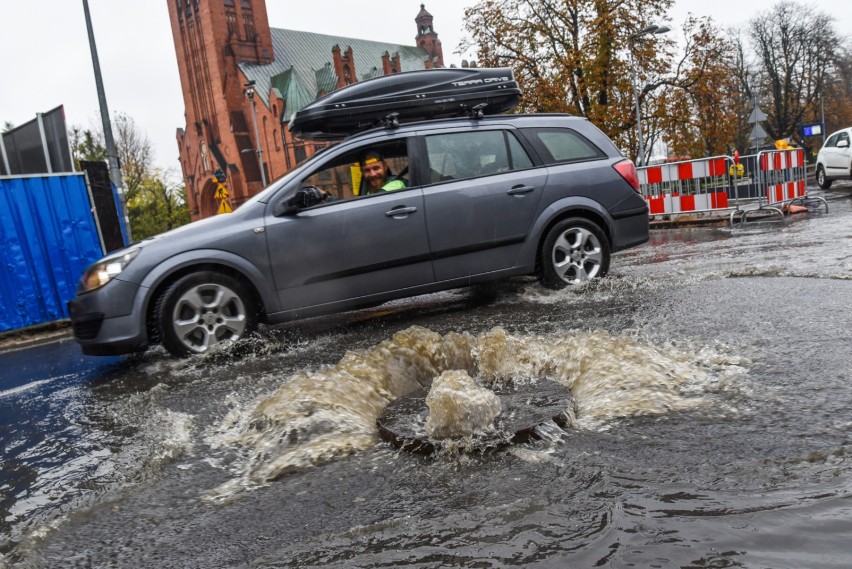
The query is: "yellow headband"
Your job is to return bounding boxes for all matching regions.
[361,158,379,166]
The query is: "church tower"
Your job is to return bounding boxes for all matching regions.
[415,4,443,68]
[169,1,446,220]
[168,0,275,218]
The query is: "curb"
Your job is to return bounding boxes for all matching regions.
[0,320,73,353]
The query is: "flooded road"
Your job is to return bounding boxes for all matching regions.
[2,187,851,568]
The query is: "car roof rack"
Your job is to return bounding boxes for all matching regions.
[288,68,522,141]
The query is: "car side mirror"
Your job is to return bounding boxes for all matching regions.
[838,139,850,148]
[273,200,300,216]
[273,186,328,216]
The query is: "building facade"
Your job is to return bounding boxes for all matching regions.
[167,1,445,220]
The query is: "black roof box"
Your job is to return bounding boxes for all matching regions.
[288,67,521,140]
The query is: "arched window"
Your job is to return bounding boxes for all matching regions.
[241,0,256,41]
[224,0,237,36]
[343,66,352,85]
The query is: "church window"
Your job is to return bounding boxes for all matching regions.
[224,0,237,36]
[241,0,256,41]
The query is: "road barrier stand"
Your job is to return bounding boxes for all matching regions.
[738,148,828,223]
[638,155,737,222]
[639,150,829,226]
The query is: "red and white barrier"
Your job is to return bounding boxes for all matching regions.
[638,156,732,216]
[757,149,807,206]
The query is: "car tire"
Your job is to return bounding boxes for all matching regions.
[537,218,610,289]
[156,271,257,357]
[816,165,832,189]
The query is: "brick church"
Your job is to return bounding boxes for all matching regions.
[167,1,446,220]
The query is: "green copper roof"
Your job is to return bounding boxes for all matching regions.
[239,28,434,122]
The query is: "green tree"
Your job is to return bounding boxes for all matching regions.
[69,126,107,164]
[127,172,191,240]
[70,114,190,241]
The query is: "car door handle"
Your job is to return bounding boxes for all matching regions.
[385,206,418,218]
[507,185,535,195]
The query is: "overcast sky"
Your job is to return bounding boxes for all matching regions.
[1,0,848,174]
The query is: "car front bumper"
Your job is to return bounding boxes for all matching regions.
[67,279,149,356]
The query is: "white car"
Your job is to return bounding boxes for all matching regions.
[816,127,852,188]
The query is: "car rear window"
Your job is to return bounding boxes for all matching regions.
[523,128,604,164]
[424,130,534,183]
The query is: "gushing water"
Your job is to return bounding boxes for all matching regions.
[424,370,502,438]
[208,325,747,497]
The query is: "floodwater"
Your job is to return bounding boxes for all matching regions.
[2,187,851,568]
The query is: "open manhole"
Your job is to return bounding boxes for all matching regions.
[377,380,573,454]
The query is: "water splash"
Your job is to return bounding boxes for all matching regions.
[208,326,747,497]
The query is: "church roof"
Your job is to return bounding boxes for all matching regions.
[239,28,433,122]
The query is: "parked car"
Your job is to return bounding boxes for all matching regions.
[816,127,852,188]
[69,112,648,357]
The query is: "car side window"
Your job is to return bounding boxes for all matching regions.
[523,128,604,165]
[299,139,410,200]
[825,133,840,148]
[425,130,534,183]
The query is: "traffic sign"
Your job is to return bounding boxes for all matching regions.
[214,183,229,200]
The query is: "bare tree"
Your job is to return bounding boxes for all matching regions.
[747,2,840,142]
[112,113,153,203]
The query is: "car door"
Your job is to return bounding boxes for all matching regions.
[418,128,546,282]
[828,131,851,173]
[263,139,433,313]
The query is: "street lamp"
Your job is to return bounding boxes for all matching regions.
[629,24,670,166]
[244,80,268,187]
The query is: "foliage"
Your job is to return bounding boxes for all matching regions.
[463,0,671,135]
[657,17,745,157]
[69,126,107,163]
[70,113,189,242]
[127,173,191,240]
[462,0,850,161]
[462,0,746,162]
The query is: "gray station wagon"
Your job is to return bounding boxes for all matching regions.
[69,113,649,356]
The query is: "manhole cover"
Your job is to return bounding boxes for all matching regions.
[377,380,573,454]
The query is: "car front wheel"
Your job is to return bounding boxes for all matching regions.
[816,165,833,189]
[157,271,257,356]
[537,218,610,289]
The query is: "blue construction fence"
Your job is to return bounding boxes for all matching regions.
[0,173,123,333]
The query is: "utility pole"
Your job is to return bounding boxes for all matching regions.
[82,0,132,243]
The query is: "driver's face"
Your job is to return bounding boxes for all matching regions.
[361,160,388,190]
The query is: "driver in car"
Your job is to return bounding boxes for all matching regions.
[359,149,407,194]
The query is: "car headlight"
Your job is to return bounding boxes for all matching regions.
[78,247,141,293]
